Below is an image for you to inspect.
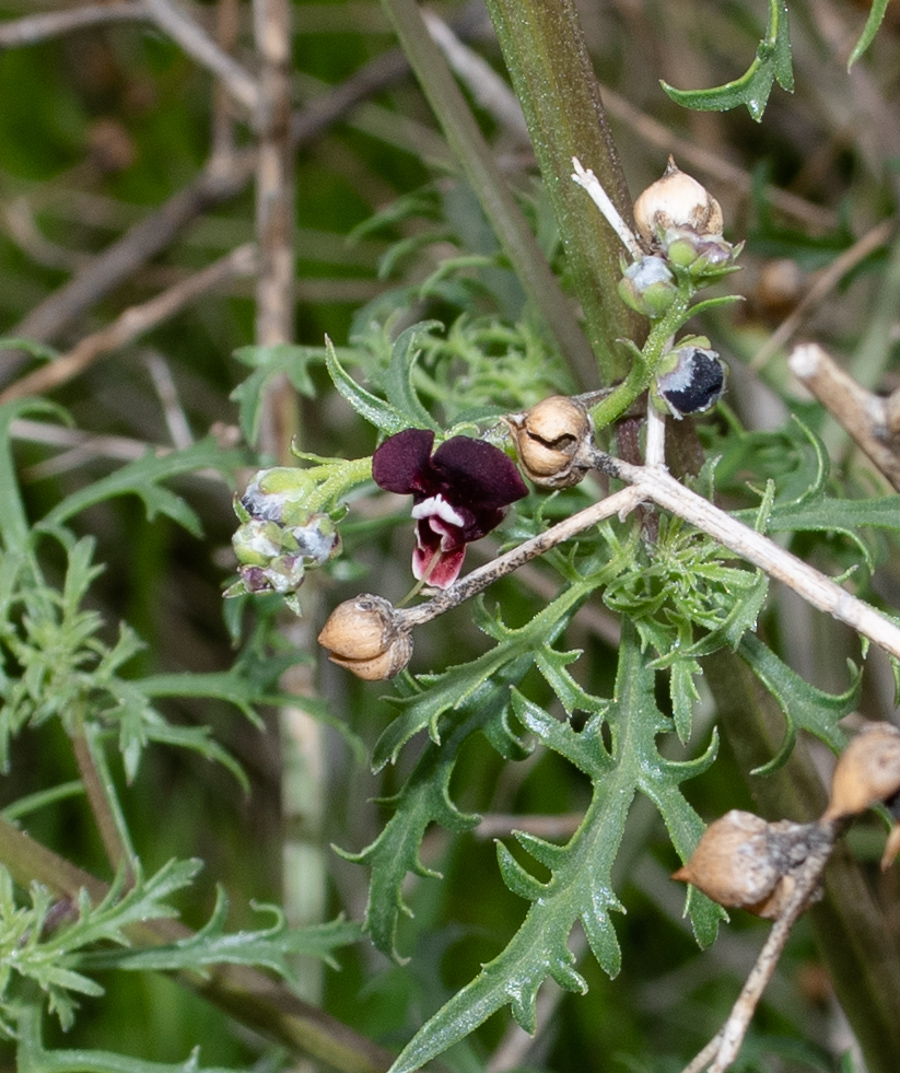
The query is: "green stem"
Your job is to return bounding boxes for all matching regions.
[482,0,644,382]
[70,714,135,880]
[589,291,692,429]
[0,817,393,1073]
[378,0,598,389]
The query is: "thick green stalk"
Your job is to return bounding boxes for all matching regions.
[378,0,598,389]
[704,652,900,1073]
[0,818,392,1073]
[483,0,644,383]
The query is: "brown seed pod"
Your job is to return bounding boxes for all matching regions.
[823,722,900,822]
[633,157,724,248]
[318,595,412,680]
[505,396,593,489]
[672,810,783,911]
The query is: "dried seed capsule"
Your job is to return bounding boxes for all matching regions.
[672,810,783,911]
[633,157,724,248]
[318,595,412,680]
[505,396,593,489]
[823,723,900,822]
[673,810,822,920]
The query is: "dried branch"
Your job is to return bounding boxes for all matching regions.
[144,0,260,112]
[751,220,894,371]
[395,429,900,663]
[682,821,838,1073]
[789,342,900,492]
[0,2,148,46]
[1,47,411,377]
[602,451,900,661]
[0,244,257,403]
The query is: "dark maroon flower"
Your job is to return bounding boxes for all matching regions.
[373,428,528,589]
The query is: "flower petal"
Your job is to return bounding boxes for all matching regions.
[412,520,467,588]
[372,428,436,495]
[431,437,528,512]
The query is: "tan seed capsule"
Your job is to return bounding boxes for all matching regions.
[672,810,782,911]
[318,595,412,679]
[822,723,900,821]
[326,632,413,681]
[633,157,724,247]
[505,396,593,489]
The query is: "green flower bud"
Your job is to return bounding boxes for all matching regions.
[617,256,677,318]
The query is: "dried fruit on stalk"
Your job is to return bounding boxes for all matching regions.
[633,156,724,248]
[318,595,412,680]
[506,396,594,489]
[822,722,900,869]
[672,810,819,920]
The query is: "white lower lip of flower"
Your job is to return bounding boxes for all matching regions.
[411,495,465,528]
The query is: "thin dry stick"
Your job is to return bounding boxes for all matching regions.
[0,243,257,403]
[603,452,900,662]
[750,219,894,371]
[144,0,260,112]
[597,85,837,233]
[789,341,900,492]
[423,10,529,141]
[397,486,645,629]
[397,446,900,663]
[683,823,838,1073]
[0,2,148,45]
[2,48,411,371]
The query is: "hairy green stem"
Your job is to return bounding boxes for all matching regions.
[589,291,691,429]
[378,0,597,389]
[70,716,135,881]
[0,818,393,1073]
[482,0,644,382]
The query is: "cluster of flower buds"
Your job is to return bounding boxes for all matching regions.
[612,159,739,422]
[632,156,737,275]
[672,810,822,920]
[317,594,412,680]
[823,722,900,869]
[652,336,728,419]
[505,395,595,489]
[228,467,341,613]
[618,157,739,319]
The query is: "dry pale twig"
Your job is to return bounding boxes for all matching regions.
[0,2,148,46]
[750,220,895,371]
[0,243,257,403]
[423,10,529,142]
[144,0,260,112]
[395,437,900,664]
[1,48,411,374]
[682,822,838,1073]
[603,451,900,661]
[789,342,900,492]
